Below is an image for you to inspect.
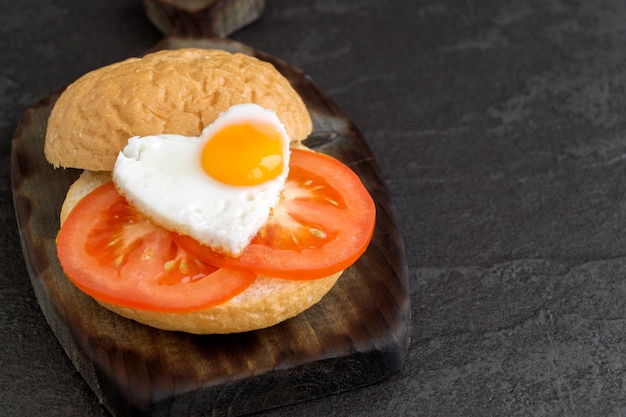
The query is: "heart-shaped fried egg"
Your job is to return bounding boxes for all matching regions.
[113,103,291,256]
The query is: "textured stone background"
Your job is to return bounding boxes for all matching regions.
[4,0,626,416]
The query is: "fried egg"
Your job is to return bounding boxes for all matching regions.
[113,103,291,256]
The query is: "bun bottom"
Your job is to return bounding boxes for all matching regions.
[60,171,342,334]
[99,273,340,334]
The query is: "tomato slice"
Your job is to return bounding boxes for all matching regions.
[175,148,376,279]
[56,182,257,313]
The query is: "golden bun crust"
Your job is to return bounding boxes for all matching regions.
[45,48,312,171]
[99,273,340,334]
[60,171,341,334]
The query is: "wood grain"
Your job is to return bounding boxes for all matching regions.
[11,6,410,417]
[142,0,266,37]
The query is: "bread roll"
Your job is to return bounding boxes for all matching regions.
[50,48,338,334]
[61,171,341,334]
[45,48,312,171]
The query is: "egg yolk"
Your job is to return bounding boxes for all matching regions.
[201,122,284,186]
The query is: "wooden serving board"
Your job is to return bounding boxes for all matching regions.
[11,2,410,416]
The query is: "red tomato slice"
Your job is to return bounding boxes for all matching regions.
[175,148,376,279]
[56,182,257,313]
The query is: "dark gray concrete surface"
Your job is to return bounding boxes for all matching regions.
[4,0,626,416]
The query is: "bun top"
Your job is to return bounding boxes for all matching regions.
[45,48,312,171]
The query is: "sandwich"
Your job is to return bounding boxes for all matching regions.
[45,48,375,334]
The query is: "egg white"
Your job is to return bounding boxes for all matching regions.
[113,104,291,255]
